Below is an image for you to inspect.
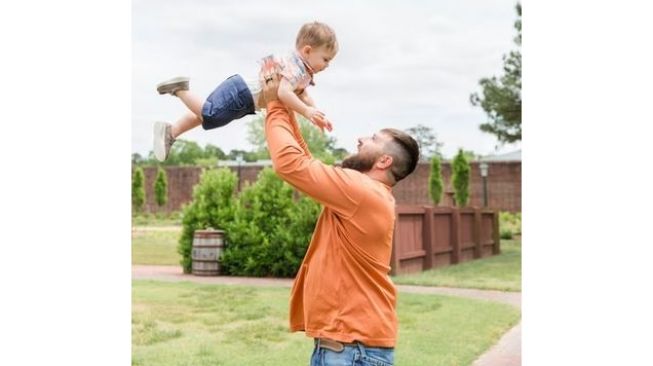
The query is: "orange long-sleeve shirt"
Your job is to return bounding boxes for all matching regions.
[264,100,398,347]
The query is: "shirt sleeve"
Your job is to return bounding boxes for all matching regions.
[277,54,310,91]
[265,101,364,218]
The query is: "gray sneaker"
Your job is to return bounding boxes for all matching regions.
[156,76,190,95]
[153,121,175,161]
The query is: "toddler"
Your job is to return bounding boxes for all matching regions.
[153,21,338,161]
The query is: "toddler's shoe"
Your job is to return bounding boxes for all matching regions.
[153,121,175,161]
[156,77,189,95]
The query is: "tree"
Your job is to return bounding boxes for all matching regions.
[204,144,226,160]
[405,124,443,159]
[429,156,444,205]
[154,167,168,207]
[132,167,146,213]
[132,153,144,165]
[226,149,260,162]
[246,114,348,163]
[452,149,471,207]
[470,3,521,143]
[460,149,480,162]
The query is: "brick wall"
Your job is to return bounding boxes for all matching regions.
[393,161,521,211]
[138,161,521,213]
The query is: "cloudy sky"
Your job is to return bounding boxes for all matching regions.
[132,0,521,158]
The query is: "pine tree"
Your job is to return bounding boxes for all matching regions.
[429,156,444,205]
[154,167,168,207]
[132,167,146,212]
[452,149,471,207]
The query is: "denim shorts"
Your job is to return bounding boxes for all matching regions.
[311,339,394,366]
[201,74,255,130]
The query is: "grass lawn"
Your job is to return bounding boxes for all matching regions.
[132,213,182,227]
[132,280,520,366]
[392,239,522,292]
[132,227,181,265]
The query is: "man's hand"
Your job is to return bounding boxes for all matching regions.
[261,73,281,105]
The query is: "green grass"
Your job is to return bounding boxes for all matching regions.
[132,212,182,226]
[392,239,521,292]
[132,227,181,265]
[132,280,520,366]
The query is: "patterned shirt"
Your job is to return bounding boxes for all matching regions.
[260,51,315,95]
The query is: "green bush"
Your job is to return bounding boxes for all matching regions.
[132,166,146,213]
[220,168,320,277]
[429,156,444,205]
[500,228,514,240]
[154,167,168,207]
[177,168,237,273]
[499,211,521,238]
[452,149,471,207]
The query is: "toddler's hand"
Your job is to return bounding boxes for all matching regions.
[305,107,333,133]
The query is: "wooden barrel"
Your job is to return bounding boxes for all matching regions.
[191,228,225,276]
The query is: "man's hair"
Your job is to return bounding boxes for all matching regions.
[296,21,338,51]
[381,128,420,183]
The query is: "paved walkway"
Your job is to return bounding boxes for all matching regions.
[132,265,521,365]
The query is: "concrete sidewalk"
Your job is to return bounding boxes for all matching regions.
[132,265,521,365]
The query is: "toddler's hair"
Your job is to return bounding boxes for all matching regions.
[296,21,338,52]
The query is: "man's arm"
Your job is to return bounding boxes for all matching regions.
[263,78,364,217]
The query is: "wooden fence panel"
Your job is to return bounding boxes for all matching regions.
[391,206,426,275]
[432,208,455,267]
[459,210,477,263]
[391,206,500,275]
[481,211,497,257]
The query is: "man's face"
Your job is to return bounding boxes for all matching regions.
[341,131,391,173]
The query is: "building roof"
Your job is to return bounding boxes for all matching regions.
[481,150,521,162]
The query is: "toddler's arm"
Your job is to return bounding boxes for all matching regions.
[278,78,332,132]
[299,90,315,107]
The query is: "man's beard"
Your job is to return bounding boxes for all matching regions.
[341,152,378,173]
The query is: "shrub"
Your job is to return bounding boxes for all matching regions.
[500,228,514,240]
[429,156,444,205]
[154,167,168,207]
[177,168,237,273]
[220,168,320,277]
[132,166,146,213]
[452,149,471,207]
[499,211,522,239]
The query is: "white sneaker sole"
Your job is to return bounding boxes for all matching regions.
[156,77,190,95]
[153,121,169,161]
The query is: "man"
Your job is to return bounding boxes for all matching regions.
[261,73,420,366]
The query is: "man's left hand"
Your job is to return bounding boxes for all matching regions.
[261,73,281,105]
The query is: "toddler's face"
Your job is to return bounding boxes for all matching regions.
[305,45,337,74]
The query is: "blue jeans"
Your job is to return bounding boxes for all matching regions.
[310,339,394,366]
[201,74,255,130]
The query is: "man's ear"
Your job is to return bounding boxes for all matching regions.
[376,154,393,170]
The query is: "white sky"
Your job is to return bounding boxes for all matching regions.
[132,0,522,158]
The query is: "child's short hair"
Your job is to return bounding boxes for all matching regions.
[296,21,338,52]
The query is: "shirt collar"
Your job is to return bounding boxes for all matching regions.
[295,51,316,86]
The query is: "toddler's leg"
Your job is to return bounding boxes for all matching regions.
[175,90,205,121]
[154,77,208,161]
[171,112,202,139]
[153,112,202,161]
